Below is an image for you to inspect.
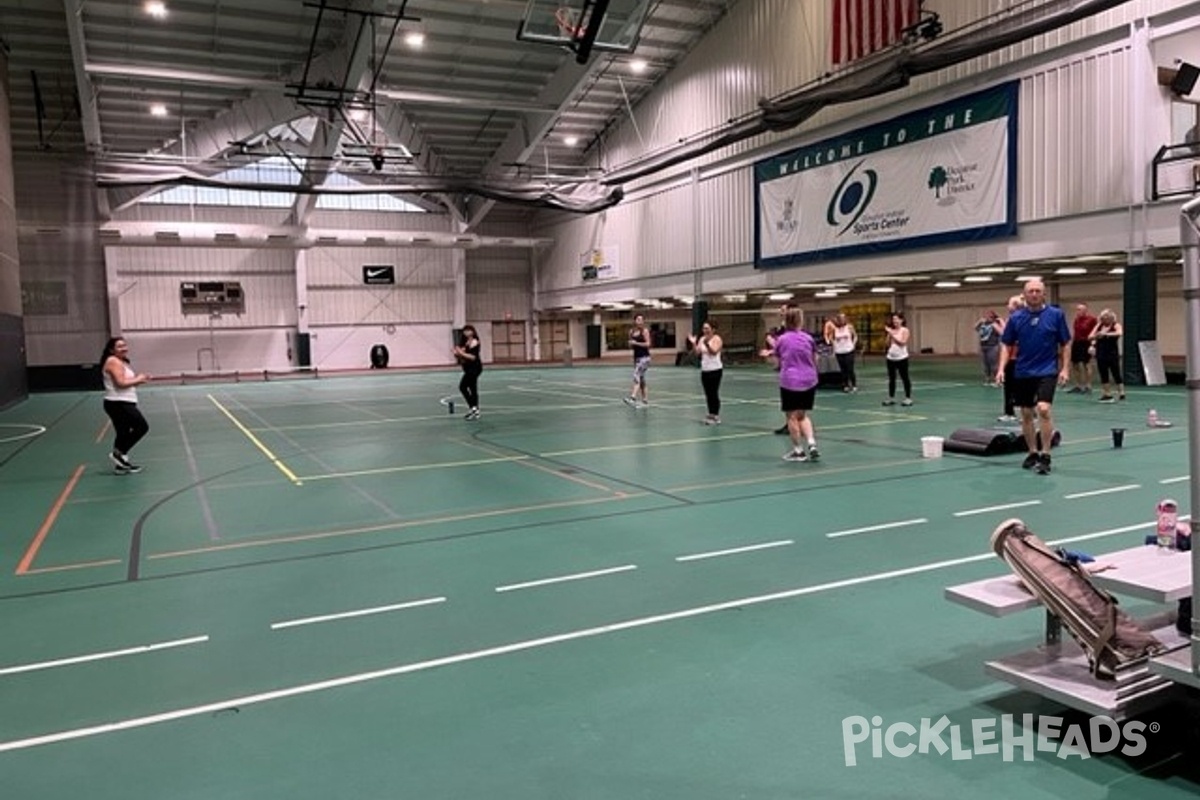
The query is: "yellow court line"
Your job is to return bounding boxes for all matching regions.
[17,464,86,575]
[207,394,303,485]
[666,456,928,494]
[298,455,531,482]
[147,492,650,561]
[458,439,621,494]
[539,416,923,458]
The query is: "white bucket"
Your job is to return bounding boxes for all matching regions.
[921,436,944,459]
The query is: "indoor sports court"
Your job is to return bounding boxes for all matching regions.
[1,359,1195,798]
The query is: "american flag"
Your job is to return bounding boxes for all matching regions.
[831,0,920,67]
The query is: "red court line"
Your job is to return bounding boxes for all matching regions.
[94,419,111,444]
[17,464,87,575]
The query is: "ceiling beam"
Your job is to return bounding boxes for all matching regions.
[63,0,103,151]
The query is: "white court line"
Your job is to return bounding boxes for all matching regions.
[825,518,928,539]
[0,517,1166,753]
[495,565,638,593]
[271,597,447,630]
[1063,484,1141,500]
[0,636,209,677]
[675,540,794,562]
[953,500,1042,518]
[1160,476,1190,485]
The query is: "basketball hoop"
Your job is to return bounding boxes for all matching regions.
[555,6,582,40]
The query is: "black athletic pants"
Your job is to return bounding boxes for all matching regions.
[835,352,856,388]
[700,368,722,415]
[886,358,911,399]
[459,370,480,409]
[103,400,149,456]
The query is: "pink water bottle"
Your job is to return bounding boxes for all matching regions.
[1157,499,1178,548]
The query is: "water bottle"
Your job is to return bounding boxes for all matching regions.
[1157,499,1178,548]
[448,400,455,415]
[1147,408,1158,427]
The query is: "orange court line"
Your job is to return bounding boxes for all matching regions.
[17,464,87,575]
[94,419,111,444]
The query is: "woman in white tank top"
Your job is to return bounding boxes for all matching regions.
[688,320,724,424]
[101,337,151,473]
[829,313,858,392]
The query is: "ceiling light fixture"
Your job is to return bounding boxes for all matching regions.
[1015,275,1042,282]
[768,292,794,301]
[1054,267,1087,275]
[962,276,993,283]
[870,287,895,294]
[813,291,839,298]
[403,29,425,48]
[934,281,961,289]
[630,59,648,73]
[149,103,168,117]
[1109,267,1126,274]
[564,135,579,146]
[144,1,167,19]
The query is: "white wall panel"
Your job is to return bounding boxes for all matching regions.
[131,329,293,375]
[310,323,451,370]
[468,249,531,321]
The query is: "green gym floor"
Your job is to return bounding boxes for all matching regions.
[0,358,1196,799]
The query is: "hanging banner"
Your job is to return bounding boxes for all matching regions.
[755,81,1018,268]
[580,245,620,282]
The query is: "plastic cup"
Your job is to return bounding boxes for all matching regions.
[1111,428,1125,448]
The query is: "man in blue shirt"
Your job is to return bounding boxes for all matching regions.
[996,279,1072,474]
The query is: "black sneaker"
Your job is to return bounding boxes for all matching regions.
[807,445,820,462]
[124,462,144,474]
[881,399,896,406]
[1035,454,1052,475]
[774,424,789,435]
[1021,452,1039,470]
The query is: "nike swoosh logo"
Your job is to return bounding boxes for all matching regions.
[365,268,390,278]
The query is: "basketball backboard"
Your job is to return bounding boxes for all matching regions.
[517,0,652,57]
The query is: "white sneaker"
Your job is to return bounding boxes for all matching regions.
[464,408,480,420]
[622,396,637,407]
[783,449,808,462]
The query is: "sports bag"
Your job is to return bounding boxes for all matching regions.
[990,518,1165,679]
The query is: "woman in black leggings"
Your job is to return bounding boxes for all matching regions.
[101,337,151,473]
[881,312,913,406]
[453,325,484,420]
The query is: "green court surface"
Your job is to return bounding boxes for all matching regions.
[0,359,1196,799]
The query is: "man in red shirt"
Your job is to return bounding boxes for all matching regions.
[1067,302,1097,394]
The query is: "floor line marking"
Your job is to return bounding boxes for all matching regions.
[540,417,918,458]
[458,439,620,494]
[495,565,637,593]
[16,464,86,575]
[147,494,650,561]
[93,419,111,444]
[1160,475,1190,485]
[0,518,1160,753]
[825,518,928,539]
[298,455,530,482]
[953,500,1043,518]
[1063,484,1141,500]
[20,559,124,575]
[675,539,794,562]
[0,636,209,677]
[207,394,302,485]
[271,597,446,630]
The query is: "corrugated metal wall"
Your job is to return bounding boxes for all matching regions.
[535,0,1193,307]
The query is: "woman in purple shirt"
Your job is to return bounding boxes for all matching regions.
[762,306,820,462]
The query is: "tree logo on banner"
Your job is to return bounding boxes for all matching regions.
[826,160,878,236]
